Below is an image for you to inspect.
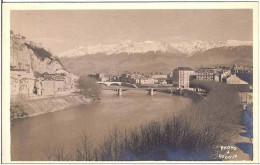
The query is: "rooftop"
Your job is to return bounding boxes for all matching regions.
[175,67,193,71]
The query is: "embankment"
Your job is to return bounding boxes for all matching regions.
[11,95,90,119]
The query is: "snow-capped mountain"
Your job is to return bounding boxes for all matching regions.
[169,40,252,56]
[58,40,252,58]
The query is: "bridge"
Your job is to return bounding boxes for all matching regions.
[101,86,178,96]
[97,81,138,88]
[97,81,182,96]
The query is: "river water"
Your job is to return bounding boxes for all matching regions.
[11,90,193,161]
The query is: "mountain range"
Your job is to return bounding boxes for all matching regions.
[59,40,253,76]
[58,40,252,57]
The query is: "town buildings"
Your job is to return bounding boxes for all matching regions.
[152,74,168,85]
[11,68,78,98]
[40,68,78,95]
[230,64,253,85]
[195,70,215,81]
[231,64,253,74]
[137,77,155,85]
[87,64,252,89]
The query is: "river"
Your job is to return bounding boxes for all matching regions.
[11,90,193,161]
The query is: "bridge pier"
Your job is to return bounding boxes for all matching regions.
[149,88,154,96]
[118,88,122,96]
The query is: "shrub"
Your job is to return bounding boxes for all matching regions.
[10,94,28,119]
[77,76,101,98]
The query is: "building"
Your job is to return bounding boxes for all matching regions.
[219,70,231,82]
[231,64,253,74]
[137,77,155,85]
[10,68,35,96]
[120,73,131,83]
[172,67,194,88]
[195,70,215,81]
[36,68,78,96]
[152,74,168,79]
[109,75,120,82]
[41,80,54,95]
[224,74,248,85]
[154,78,167,85]
[152,74,168,85]
[166,74,173,84]
[54,69,78,91]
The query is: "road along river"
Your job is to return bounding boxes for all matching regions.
[11,90,193,161]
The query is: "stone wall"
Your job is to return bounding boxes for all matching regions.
[11,95,90,119]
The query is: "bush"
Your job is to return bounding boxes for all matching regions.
[10,94,28,119]
[77,76,101,98]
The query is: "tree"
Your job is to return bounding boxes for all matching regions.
[77,76,101,98]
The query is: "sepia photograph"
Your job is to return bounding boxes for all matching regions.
[1,2,259,163]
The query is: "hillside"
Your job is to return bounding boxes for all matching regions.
[59,45,253,75]
[10,33,64,75]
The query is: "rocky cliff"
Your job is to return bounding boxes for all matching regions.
[10,33,64,75]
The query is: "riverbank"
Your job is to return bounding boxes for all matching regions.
[179,89,204,102]
[11,94,91,120]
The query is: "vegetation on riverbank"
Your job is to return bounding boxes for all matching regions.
[77,76,101,99]
[10,95,28,119]
[45,81,242,161]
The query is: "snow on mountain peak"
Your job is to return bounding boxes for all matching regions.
[58,40,252,58]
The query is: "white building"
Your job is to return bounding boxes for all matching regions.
[138,77,155,85]
[172,67,194,88]
[152,74,168,79]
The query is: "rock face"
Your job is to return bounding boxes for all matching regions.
[10,33,64,74]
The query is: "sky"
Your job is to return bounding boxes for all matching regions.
[11,10,252,55]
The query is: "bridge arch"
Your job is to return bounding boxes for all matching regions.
[110,83,121,86]
[97,81,138,88]
[97,81,122,86]
[121,82,138,88]
[97,82,109,86]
